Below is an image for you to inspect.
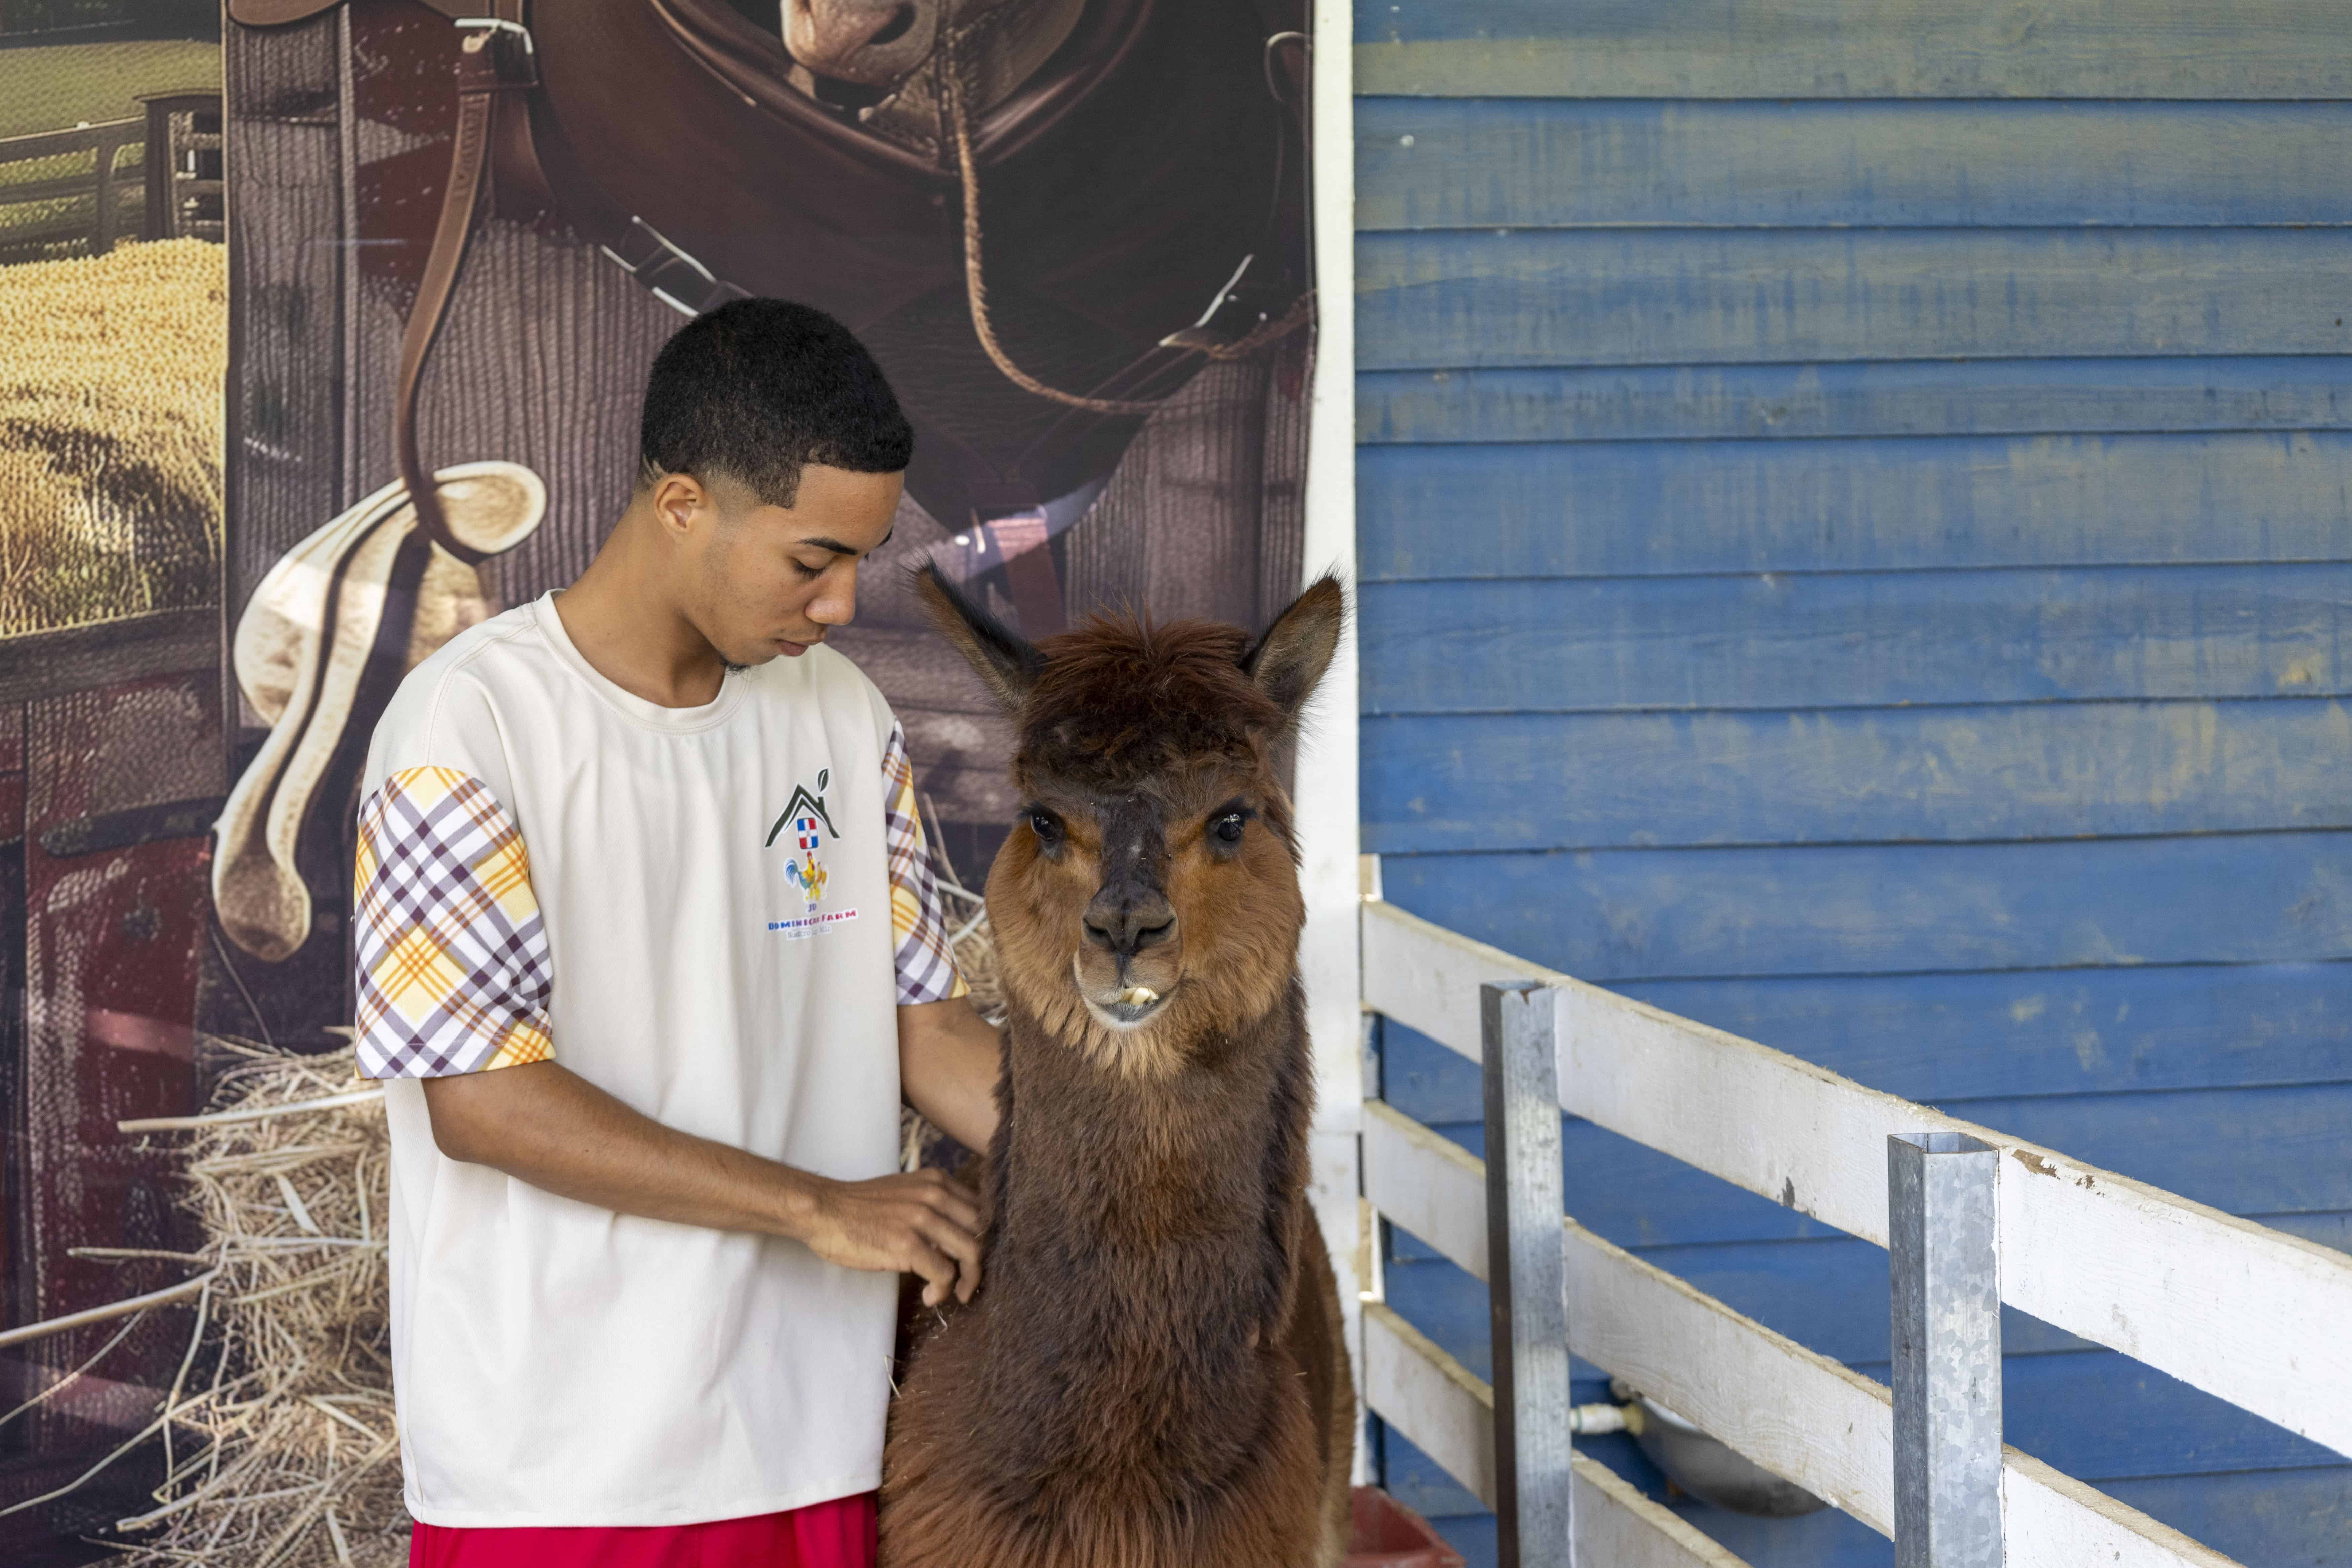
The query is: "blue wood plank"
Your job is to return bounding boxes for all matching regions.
[2266,1211,2352,1255]
[1655,1501,1894,1568]
[1361,569,2352,713]
[1357,230,2352,370]
[1378,834,2352,982]
[2103,1467,2352,1568]
[1383,1351,2352,1565]
[1957,1084,2352,1221]
[1363,700,2352,853]
[1380,988,2352,1143]
[1387,1089,2352,1251]
[1354,0,2352,100]
[1356,101,2352,231]
[1386,1224,2346,1370]
[1421,1511,1497,1568]
[1381,999,2352,1246]
[1612,965,2352,1101]
[1374,1020,1485,1122]
[1997,1352,2341,1480]
[1386,1112,1839,1248]
[1379,1425,1488,1528]
[1357,432,2352,581]
[1357,358,2352,446]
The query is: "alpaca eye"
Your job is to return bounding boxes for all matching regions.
[1026,809,1062,847]
[1212,813,1246,845]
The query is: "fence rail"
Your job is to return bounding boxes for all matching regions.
[1361,898,2352,1460]
[0,96,222,259]
[1362,1099,2239,1567]
[1363,1303,1749,1568]
[1356,896,2349,1564]
[0,118,142,257]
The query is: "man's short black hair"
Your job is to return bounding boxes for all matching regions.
[638,298,914,508]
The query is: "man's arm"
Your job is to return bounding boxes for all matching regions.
[897,995,1003,1155]
[420,1062,984,1305]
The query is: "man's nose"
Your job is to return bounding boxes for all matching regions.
[809,563,858,627]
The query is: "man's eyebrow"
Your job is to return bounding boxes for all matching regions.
[796,526,894,557]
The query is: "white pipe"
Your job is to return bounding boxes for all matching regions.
[1569,1401,1632,1436]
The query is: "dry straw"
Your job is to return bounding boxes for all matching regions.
[0,238,224,636]
[90,1035,407,1568]
[26,826,1002,1565]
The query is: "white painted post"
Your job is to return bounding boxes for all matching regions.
[1298,0,1365,1480]
[1485,981,1575,1568]
[1889,1133,2004,1568]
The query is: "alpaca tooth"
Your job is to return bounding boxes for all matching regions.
[1118,986,1160,1007]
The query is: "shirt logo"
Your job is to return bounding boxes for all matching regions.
[765,769,840,912]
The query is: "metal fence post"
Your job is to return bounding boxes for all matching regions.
[1889,1132,2005,1567]
[1484,980,1574,1568]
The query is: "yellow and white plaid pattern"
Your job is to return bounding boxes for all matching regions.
[882,724,967,1006]
[353,766,555,1079]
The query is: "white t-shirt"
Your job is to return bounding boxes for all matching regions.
[353,592,964,1528]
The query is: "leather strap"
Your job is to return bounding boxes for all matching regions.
[227,0,343,25]
[394,0,545,564]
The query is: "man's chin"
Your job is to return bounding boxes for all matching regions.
[719,637,816,669]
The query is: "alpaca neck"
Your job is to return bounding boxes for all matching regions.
[974,993,1310,1490]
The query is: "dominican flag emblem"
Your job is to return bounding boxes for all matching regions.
[768,772,839,912]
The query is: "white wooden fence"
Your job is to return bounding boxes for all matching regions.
[1356,897,2352,1566]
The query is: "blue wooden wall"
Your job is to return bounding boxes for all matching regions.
[1352,5,2352,1563]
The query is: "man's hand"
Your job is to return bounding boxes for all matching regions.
[420,1061,983,1300]
[801,1168,984,1306]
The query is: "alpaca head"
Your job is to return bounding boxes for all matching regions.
[918,567,1343,1076]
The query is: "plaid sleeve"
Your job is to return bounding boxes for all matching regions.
[882,723,968,1006]
[352,766,555,1079]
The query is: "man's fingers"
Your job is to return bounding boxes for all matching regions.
[921,1184,982,1235]
[915,1215,983,1304]
[905,1237,957,1307]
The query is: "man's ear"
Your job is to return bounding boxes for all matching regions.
[648,470,713,541]
[1240,574,1344,725]
[914,563,1045,713]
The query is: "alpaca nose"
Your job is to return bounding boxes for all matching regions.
[1083,889,1176,961]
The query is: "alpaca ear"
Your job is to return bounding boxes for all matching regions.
[914,562,1045,713]
[1241,574,1344,724]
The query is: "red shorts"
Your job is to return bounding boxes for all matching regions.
[409,1492,876,1568]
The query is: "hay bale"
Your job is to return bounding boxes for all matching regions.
[108,1039,405,1568]
[0,238,223,637]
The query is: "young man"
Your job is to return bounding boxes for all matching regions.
[353,299,1004,1568]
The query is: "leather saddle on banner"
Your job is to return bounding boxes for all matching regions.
[232,0,1309,527]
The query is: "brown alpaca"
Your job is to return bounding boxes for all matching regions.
[880,568,1356,1568]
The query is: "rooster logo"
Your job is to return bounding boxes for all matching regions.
[765,769,839,910]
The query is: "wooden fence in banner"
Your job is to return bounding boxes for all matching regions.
[1356,897,2352,1566]
[0,95,221,263]
[0,118,143,259]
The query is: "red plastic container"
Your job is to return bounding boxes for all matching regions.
[1344,1487,1467,1568]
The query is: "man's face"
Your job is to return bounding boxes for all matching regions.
[677,464,902,668]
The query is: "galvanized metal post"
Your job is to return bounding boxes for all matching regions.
[1483,981,1574,1568]
[1889,1132,2004,1568]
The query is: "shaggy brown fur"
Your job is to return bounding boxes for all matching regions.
[882,569,1354,1568]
